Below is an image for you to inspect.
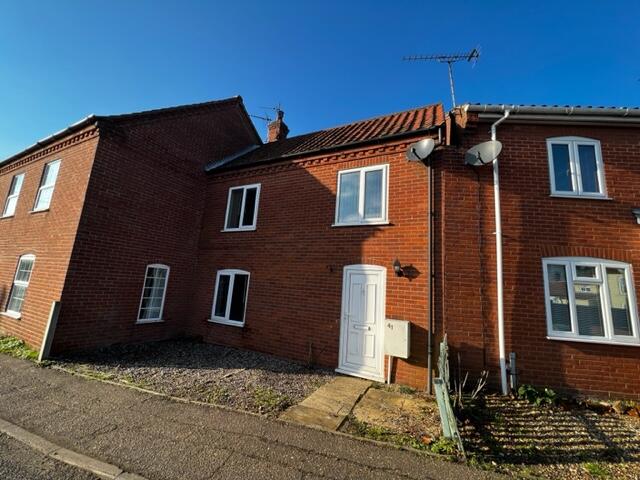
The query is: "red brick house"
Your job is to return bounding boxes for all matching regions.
[1,97,638,399]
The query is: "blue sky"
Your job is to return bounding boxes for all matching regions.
[1,1,639,158]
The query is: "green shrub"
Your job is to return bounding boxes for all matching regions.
[0,336,38,361]
[517,384,557,406]
[429,437,458,455]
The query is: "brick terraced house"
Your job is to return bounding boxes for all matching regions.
[0,97,638,399]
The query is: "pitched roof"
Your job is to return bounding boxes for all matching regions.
[211,103,444,171]
[1,96,261,168]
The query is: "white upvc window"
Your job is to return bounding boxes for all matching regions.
[546,137,606,198]
[137,264,170,323]
[5,254,35,317]
[2,173,25,217]
[33,159,61,211]
[542,257,640,346]
[334,164,388,226]
[210,269,250,327]
[223,184,260,231]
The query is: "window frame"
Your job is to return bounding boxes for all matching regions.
[542,257,640,346]
[209,269,250,327]
[222,183,261,232]
[546,137,607,198]
[2,173,25,218]
[136,263,170,324]
[33,159,62,212]
[333,164,389,227]
[4,254,36,318]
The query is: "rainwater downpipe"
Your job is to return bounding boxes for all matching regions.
[490,110,510,395]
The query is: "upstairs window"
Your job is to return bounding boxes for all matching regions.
[6,254,35,316]
[210,269,250,326]
[33,160,61,211]
[2,173,25,217]
[543,257,639,345]
[546,137,606,198]
[137,264,169,323]
[224,184,260,231]
[335,164,388,226]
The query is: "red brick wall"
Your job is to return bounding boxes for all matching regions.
[52,105,259,352]
[441,119,640,399]
[192,137,434,388]
[0,127,99,349]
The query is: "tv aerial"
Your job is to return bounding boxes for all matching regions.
[465,140,502,166]
[405,138,435,162]
[403,47,480,108]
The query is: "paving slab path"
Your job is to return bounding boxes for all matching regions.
[0,355,503,480]
[280,376,371,430]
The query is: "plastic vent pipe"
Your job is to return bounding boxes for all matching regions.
[490,110,510,395]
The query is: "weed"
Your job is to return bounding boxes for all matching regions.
[207,385,230,404]
[252,386,292,414]
[429,437,458,455]
[583,462,609,478]
[517,384,558,406]
[0,336,38,361]
[398,385,417,395]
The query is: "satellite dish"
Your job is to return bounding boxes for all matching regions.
[406,138,435,162]
[465,140,503,166]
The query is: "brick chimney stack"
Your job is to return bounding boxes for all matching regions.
[267,109,289,142]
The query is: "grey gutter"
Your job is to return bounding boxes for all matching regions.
[464,104,640,124]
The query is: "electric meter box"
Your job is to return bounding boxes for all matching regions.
[384,319,411,359]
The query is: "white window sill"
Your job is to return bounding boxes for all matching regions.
[135,319,164,325]
[30,208,50,214]
[208,318,245,328]
[0,214,14,220]
[549,194,612,201]
[221,227,257,233]
[0,311,21,320]
[547,336,640,348]
[332,221,390,228]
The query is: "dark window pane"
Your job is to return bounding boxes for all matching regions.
[229,274,248,322]
[606,267,633,336]
[547,264,571,332]
[575,265,597,278]
[338,172,360,223]
[551,144,573,192]
[578,145,599,193]
[364,170,383,219]
[241,188,257,227]
[226,189,243,229]
[575,283,605,336]
[214,275,231,317]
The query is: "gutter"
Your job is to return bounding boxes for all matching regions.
[464,104,640,125]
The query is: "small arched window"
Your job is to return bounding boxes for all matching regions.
[6,254,36,317]
[137,264,170,323]
[546,137,606,198]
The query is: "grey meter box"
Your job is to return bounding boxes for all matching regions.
[384,319,410,359]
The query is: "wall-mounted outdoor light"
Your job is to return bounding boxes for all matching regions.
[392,258,404,277]
[633,208,640,225]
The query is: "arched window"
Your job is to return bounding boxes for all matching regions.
[137,264,169,323]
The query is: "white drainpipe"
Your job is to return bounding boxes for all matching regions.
[490,110,510,395]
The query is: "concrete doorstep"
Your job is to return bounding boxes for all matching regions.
[0,416,146,480]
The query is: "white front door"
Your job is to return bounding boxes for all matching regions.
[337,265,385,381]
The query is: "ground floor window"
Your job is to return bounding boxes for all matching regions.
[542,257,639,345]
[6,254,35,316]
[137,264,169,322]
[210,269,250,326]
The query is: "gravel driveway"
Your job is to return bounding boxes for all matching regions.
[54,339,336,416]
